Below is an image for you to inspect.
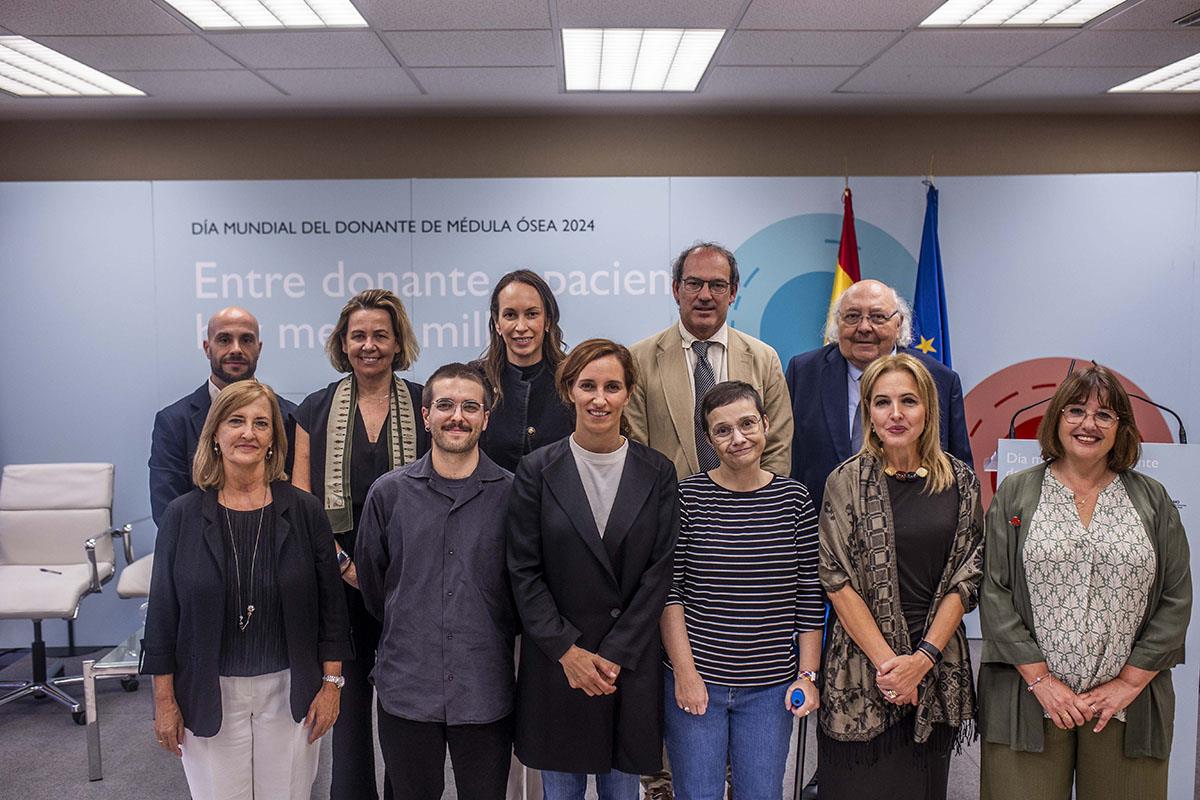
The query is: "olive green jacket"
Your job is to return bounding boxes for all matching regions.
[978,463,1192,759]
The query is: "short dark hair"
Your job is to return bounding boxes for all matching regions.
[671,242,740,289]
[555,339,638,407]
[421,362,492,410]
[699,381,765,432]
[1037,364,1140,472]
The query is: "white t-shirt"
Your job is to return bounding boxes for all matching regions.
[568,435,629,538]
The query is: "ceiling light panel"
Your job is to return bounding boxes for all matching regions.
[1109,52,1200,92]
[920,0,1126,27]
[562,28,724,92]
[163,0,368,30]
[0,36,144,96]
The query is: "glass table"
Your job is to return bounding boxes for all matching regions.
[82,627,142,781]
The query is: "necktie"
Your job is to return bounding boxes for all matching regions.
[850,400,864,454]
[692,341,720,472]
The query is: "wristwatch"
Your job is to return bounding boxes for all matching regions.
[322,674,346,689]
[336,548,351,573]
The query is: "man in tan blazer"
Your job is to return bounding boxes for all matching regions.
[627,242,793,481]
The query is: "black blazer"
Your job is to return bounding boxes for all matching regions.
[476,360,575,473]
[149,383,298,526]
[142,482,352,737]
[507,437,679,774]
[784,343,973,509]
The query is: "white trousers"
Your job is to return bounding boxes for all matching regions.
[181,669,320,800]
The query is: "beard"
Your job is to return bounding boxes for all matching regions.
[211,357,257,386]
[432,425,480,455]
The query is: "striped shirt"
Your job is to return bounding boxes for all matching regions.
[666,473,823,686]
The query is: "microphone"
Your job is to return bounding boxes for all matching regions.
[1006,359,1077,439]
[1128,394,1188,444]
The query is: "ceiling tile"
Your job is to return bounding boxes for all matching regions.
[839,64,1006,93]
[29,35,240,71]
[740,0,943,30]
[259,68,421,97]
[556,0,745,28]
[720,30,898,65]
[410,66,560,96]
[703,65,858,96]
[970,66,1152,94]
[1094,0,1200,30]
[0,0,192,35]
[1028,31,1200,67]
[205,31,397,69]
[383,30,555,67]
[357,0,551,30]
[107,69,282,100]
[871,29,1075,67]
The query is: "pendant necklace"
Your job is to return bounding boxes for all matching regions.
[222,484,267,632]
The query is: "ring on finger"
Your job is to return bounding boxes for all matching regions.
[683,706,691,712]
[886,689,897,699]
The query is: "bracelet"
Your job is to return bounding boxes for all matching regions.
[916,640,942,665]
[797,670,819,685]
[1026,672,1051,692]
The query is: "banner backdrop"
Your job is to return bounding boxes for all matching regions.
[0,173,1197,647]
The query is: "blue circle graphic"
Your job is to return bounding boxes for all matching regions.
[729,213,917,363]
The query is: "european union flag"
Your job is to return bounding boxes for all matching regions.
[912,184,952,368]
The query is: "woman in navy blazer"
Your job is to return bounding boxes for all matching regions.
[507,339,680,800]
[143,381,352,800]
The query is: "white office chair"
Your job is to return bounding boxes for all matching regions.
[0,463,118,723]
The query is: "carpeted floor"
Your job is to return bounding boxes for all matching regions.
[0,642,983,800]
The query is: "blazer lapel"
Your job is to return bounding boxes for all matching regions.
[821,347,852,462]
[201,489,227,583]
[189,384,211,443]
[655,330,699,476]
[725,329,753,383]
[271,482,292,560]
[543,448,618,584]
[599,445,655,559]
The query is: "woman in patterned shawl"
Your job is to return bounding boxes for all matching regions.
[817,353,982,800]
[979,364,1191,800]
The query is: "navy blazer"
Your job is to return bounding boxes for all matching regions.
[784,344,973,509]
[149,382,298,526]
[141,482,352,737]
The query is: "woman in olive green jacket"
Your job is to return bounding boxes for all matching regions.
[979,365,1191,800]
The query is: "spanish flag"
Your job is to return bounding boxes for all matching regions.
[824,188,860,342]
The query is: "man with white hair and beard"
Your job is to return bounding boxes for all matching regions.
[783,279,972,800]
[149,305,297,526]
[355,362,517,800]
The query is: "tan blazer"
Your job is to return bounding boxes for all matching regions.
[626,325,793,479]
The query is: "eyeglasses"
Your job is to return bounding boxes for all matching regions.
[1062,405,1119,429]
[710,415,762,441]
[431,399,485,415]
[839,310,900,328]
[680,277,732,296]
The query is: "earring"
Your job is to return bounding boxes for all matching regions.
[212,440,220,455]
[266,446,274,461]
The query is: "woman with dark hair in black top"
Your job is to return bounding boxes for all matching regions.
[474,269,573,472]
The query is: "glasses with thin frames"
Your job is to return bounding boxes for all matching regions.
[839,309,900,328]
[431,398,486,415]
[710,415,762,442]
[680,277,732,296]
[1062,405,1119,429]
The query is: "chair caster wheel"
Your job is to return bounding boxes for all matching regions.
[121,677,140,692]
[72,710,87,725]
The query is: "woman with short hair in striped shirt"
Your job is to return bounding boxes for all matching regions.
[660,380,824,800]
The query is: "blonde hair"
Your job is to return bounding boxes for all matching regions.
[192,381,289,490]
[858,353,953,494]
[326,289,419,373]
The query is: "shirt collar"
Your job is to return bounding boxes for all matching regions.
[207,378,222,401]
[678,320,729,350]
[846,346,899,382]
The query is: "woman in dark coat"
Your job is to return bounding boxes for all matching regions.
[292,289,429,800]
[474,269,574,472]
[507,338,680,800]
[143,380,351,800]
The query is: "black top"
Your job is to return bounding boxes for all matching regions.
[141,482,352,738]
[346,408,392,554]
[476,360,574,473]
[888,475,960,646]
[219,505,288,677]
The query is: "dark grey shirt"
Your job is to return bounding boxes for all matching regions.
[355,451,516,725]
